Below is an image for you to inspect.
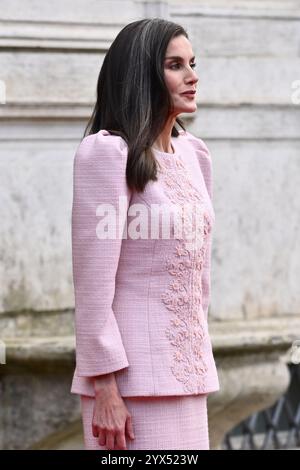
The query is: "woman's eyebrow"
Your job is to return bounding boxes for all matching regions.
[165,55,195,61]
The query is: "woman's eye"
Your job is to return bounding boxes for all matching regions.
[170,63,197,70]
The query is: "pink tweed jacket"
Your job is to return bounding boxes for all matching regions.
[70,129,220,398]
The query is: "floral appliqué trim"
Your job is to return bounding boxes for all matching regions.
[158,155,213,393]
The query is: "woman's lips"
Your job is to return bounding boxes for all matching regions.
[181,93,195,98]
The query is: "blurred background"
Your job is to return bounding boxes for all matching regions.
[0,0,300,450]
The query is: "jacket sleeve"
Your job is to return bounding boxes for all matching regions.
[71,130,131,377]
[186,131,215,322]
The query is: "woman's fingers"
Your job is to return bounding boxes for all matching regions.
[92,423,99,438]
[125,415,135,440]
[105,430,116,450]
[92,424,107,447]
[98,429,106,447]
[115,430,127,450]
[91,394,134,450]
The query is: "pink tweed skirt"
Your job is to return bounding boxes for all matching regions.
[80,394,209,450]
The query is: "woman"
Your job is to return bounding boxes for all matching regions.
[70,17,220,450]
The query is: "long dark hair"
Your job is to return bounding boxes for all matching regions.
[84,18,188,193]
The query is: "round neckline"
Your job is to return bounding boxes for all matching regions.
[151,135,181,157]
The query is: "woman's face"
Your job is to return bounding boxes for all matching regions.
[164,35,199,117]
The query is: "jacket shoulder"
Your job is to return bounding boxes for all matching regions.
[183,130,211,162]
[75,129,128,162]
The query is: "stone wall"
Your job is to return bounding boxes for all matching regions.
[0,0,299,449]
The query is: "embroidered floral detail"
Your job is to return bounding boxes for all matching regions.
[158,154,213,393]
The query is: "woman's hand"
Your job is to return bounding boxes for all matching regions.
[92,373,135,450]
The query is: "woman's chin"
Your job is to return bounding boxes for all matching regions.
[179,104,197,114]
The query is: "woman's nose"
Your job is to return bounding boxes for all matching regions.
[187,71,198,86]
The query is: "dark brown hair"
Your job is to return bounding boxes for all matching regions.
[84,18,188,193]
